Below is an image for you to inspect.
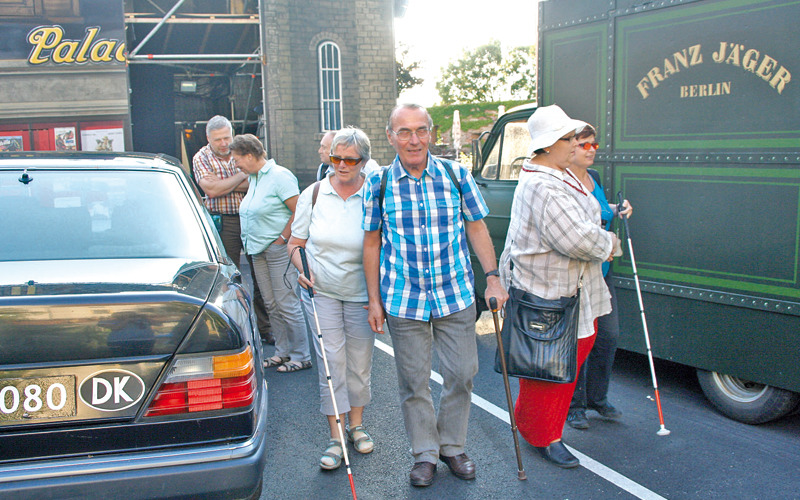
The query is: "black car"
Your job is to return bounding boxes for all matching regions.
[0,152,267,499]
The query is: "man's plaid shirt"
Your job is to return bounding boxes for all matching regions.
[192,144,244,215]
[363,154,489,321]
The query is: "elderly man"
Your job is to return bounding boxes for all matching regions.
[362,103,508,487]
[315,131,336,181]
[192,115,272,343]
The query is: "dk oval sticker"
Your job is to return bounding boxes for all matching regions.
[79,369,145,412]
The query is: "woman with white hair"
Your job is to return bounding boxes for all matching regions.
[287,126,376,470]
[498,105,619,469]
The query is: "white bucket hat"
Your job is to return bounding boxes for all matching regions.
[526,104,586,156]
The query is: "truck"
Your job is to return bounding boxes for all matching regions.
[470,0,800,424]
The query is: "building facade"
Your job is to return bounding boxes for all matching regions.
[0,0,401,187]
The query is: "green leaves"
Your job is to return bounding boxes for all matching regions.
[396,44,424,93]
[435,41,536,105]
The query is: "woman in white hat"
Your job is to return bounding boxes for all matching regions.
[497,104,619,469]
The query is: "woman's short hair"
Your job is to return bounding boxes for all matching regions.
[576,123,597,141]
[331,126,371,161]
[229,134,266,158]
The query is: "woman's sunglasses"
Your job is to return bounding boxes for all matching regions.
[330,155,363,166]
[577,142,600,151]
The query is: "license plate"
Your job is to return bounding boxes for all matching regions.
[0,375,77,424]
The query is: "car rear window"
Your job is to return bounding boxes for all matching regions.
[1,169,210,261]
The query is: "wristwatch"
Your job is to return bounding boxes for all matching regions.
[279,234,288,243]
[485,269,500,278]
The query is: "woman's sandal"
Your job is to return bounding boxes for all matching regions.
[276,360,312,373]
[263,355,289,368]
[347,425,374,454]
[320,439,343,470]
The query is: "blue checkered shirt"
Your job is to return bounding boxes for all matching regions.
[362,154,490,321]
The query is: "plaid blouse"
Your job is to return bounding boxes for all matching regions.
[498,161,613,338]
[363,154,489,321]
[192,144,245,215]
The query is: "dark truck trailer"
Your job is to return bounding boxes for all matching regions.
[471,0,800,423]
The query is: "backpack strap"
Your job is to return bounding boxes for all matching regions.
[311,181,321,210]
[438,158,463,198]
[378,166,389,220]
[587,168,601,188]
[378,159,463,221]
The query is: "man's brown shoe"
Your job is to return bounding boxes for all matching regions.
[409,461,436,487]
[440,453,476,480]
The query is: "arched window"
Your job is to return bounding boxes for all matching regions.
[318,41,343,132]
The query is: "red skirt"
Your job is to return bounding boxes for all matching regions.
[514,331,596,447]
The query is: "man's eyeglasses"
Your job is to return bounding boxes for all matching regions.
[391,127,431,141]
[330,155,363,166]
[577,142,600,151]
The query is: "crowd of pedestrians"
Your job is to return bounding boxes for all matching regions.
[191,102,630,486]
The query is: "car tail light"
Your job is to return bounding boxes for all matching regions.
[144,346,256,417]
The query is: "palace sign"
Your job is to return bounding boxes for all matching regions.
[27,25,126,65]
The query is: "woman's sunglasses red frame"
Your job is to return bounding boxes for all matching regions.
[578,142,600,151]
[330,155,363,166]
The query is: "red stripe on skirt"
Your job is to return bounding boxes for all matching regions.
[514,325,597,447]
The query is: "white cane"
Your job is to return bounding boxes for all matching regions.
[299,247,359,497]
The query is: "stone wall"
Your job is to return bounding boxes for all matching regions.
[263,0,397,188]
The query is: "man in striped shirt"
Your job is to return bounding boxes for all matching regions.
[363,104,508,487]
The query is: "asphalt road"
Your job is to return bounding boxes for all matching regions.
[255,312,800,500]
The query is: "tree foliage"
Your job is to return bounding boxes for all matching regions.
[396,44,424,93]
[436,41,536,104]
[436,41,506,105]
[504,46,537,101]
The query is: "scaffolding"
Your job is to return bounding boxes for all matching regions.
[124,0,269,154]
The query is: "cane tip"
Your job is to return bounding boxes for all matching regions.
[518,470,527,480]
[657,428,671,436]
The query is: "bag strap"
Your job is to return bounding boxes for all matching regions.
[439,158,463,198]
[379,159,463,216]
[587,168,601,188]
[311,180,321,210]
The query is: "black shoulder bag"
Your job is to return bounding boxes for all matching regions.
[494,261,582,383]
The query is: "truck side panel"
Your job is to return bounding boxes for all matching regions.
[539,0,800,391]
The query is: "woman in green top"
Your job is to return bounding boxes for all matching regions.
[231,134,311,373]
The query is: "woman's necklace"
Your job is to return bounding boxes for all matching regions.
[523,163,588,196]
[574,169,594,192]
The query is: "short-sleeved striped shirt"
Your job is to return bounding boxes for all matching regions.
[192,144,244,215]
[362,154,489,321]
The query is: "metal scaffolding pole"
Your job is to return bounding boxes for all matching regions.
[257,0,270,153]
[124,0,269,146]
[128,0,188,57]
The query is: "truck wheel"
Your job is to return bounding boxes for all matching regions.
[696,369,800,424]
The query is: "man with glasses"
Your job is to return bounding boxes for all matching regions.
[362,103,508,487]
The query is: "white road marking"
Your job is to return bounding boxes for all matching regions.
[374,338,667,500]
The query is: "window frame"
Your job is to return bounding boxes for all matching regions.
[317,41,343,132]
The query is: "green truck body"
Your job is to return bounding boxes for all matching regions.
[471,0,800,423]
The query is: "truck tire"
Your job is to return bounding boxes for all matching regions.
[696,369,800,424]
